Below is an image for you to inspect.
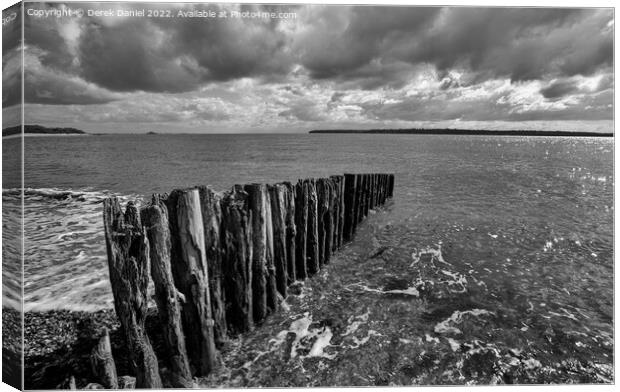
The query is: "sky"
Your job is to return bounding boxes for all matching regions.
[1,1,615,133]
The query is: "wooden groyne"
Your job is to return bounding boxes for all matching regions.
[102,173,395,387]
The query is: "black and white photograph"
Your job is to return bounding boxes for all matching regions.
[1,0,615,389]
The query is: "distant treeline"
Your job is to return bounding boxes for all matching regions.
[309,128,613,137]
[2,125,86,137]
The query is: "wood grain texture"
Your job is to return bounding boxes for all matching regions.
[103,198,162,388]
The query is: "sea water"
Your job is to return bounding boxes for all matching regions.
[1,133,613,384]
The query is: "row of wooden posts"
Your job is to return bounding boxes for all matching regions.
[103,173,395,388]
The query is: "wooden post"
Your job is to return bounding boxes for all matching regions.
[368,174,375,210]
[306,179,320,275]
[220,186,253,334]
[268,183,288,298]
[343,173,357,242]
[381,174,388,204]
[323,179,334,265]
[336,175,345,248]
[363,174,371,217]
[359,174,365,218]
[283,182,297,285]
[244,183,279,320]
[140,196,193,387]
[90,328,119,389]
[355,174,365,224]
[329,176,340,252]
[103,198,162,388]
[379,174,385,205]
[378,174,384,204]
[166,189,217,376]
[355,174,363,223]
[294,179,308,280]
[264,186,279,313]
[198,187,227,348]
[372,174,381,208]
[315,178,327,268]
[243,183,268,323]
[388,174,395,198]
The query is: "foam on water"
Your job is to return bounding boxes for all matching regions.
[2,135,612,385]
[2,187,143,311]
[434,309,495,335]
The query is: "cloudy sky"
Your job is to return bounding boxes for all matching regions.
[2,2,614,133]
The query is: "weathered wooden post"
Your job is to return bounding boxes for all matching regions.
[294,179,308,279]
[329,176,340,252]
[103,198,162,388]
[90,328,118,389]
[141,196,193,387]
[306,179,320,275]
[355,174,365,224]
[264,187,279,312]
[375,174,381,207]
[268,183,288,298]
[335,175,345,248]
[166,189,217,376]
[323,178,334,265]
[244,183,279,322]
[220,186,253,333]
[198,187,227,348]
[364,174,371,217]
[382,174,388,203]
[315,178,328,268]
[283,182,297,285]
[368,173,377,210]
[343,173,357,241]
[243,183,268,323]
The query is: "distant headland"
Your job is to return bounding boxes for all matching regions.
[2,125,87,137]
[309,128,613,137]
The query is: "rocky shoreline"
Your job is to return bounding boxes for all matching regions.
[10,308,155,389]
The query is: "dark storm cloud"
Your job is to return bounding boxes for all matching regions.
[22,2,294,102]
[169,5,292,83]
[22,3,613,107]
[294,7,612,87]
[540,79,580,99]
[294,7,440,80]
[2,49,21,108]
[3,4,22,108]
[77,20,199,93]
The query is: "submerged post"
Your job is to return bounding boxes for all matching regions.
[102,198,162,388]
[388,174,395,198]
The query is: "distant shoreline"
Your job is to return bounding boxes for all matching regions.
[3,133,91,139]
[309,129,613,137]
[2,125,87,138]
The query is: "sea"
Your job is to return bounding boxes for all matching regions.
[1,133,614,385]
